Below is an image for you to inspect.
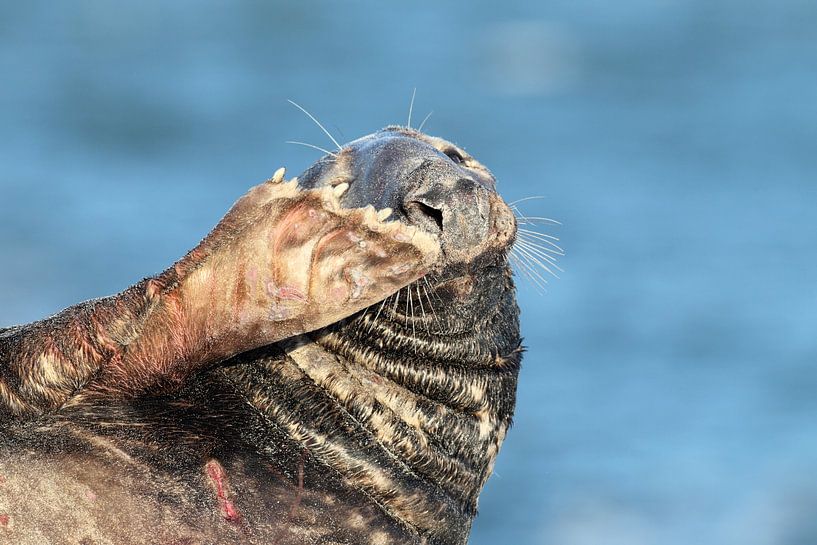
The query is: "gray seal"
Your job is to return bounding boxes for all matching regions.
[0,126,521,545]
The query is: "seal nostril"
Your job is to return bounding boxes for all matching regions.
[416,202,444,231]
[405,201,444,234]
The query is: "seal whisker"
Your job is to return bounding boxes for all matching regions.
[392,287,402,316]
[509,196,547,206]
[515,246,560,272]
[509,251,547,293]
[285,141,338,157]
[516,239,564,260]
[515,246,562,275]
[511,204,562,225]
[422,277,443,307]
[415,284,428,329]
[422,276,444,304]
[421,280,444,334]
[515,240,564,275]
[516,236,562,259]
[513,214,562,226]
[360,305,372,328]
[512,250,550,291]
[515,239,560,274]
[511,245,551,283]
[371,296,389,332]
[287,99,342,150]
[517,229,562,243]
[420,277,438,333]
[517,229,564,254]
[509,248,532,280]
[408,284,417,347]
[514,243,561,279]
[418,111,433,132]
[407,88,417,129]
[515,237,564,264]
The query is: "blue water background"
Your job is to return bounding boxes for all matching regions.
[1,2,816,543]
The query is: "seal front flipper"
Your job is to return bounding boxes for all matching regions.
[0,170,440,417]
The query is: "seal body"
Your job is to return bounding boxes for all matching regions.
[0,127,521,545]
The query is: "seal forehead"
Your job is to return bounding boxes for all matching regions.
[345,132,443,170]
[346,127,492,175]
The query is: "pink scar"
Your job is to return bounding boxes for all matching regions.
[205,460,242,524]
[266,281,306,302]
[276,285,307,302]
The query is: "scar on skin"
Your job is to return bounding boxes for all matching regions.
[276,286,307,302]
[205,460,242,524]
[265,281,307,302]
[264,282,307,321]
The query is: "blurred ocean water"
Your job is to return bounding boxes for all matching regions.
[1,2,816,543]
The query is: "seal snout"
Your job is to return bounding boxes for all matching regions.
[404,177,494,263]
[296,127,515,265]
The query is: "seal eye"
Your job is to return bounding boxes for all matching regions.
[445,149,465,164]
